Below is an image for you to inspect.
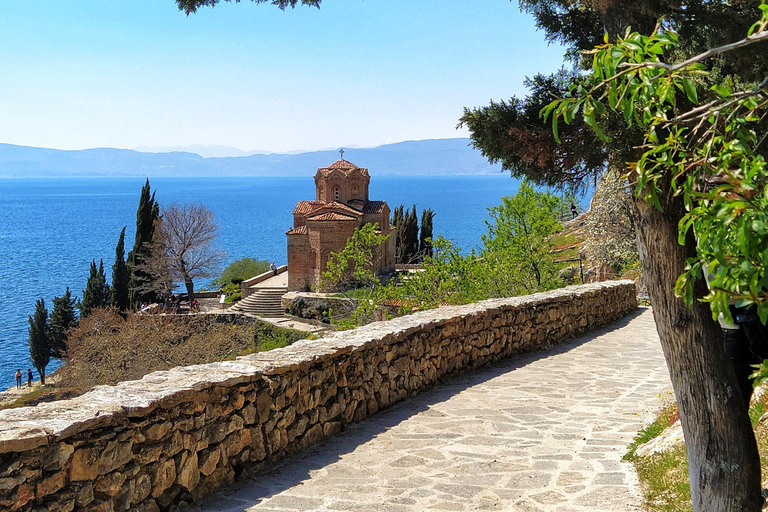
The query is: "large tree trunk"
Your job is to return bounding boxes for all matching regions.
[633,189,762,511]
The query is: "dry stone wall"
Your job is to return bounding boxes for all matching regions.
[0,281,636,512]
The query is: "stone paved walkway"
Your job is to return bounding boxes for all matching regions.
[193,308,670,512]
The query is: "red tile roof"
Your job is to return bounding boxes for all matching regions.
[317,159,370,177]
[293,200,323,215]
[362,200,387,214]
[286,225,308,235]
[318,201,362,215]
[307,212,359,222]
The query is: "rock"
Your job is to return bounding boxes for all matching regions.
[94,470,127,497]
[144,423,171,442]
[197,450,220,477]
[113,477,135,511]
[70,447,101,481]
[0,474,25,491]
[150,459,176,498]
[75,482,94,507]
[13,483,34,511]
[133,499,160,512]
[36,469,67,497]
[99,441,134,476]
[88,499,115,512]
[42,443,74,471]
[634,420,684,457]
[240,404,257,425]
[132,473,152,504]
[176,451,199,491]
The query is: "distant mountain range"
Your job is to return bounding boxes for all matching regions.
[0,138,503,178]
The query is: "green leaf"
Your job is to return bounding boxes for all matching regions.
[681,78,698,104]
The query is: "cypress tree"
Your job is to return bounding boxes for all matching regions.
[128,180,159,306]
[111,227,130,312]
[402,205,419,263]
[28,299,51,385]
[79,259,110,318]
[391,205,405,264]
[419,208,435,260]
[50,288,78,359]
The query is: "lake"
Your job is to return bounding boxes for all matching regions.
[0,174,584,389]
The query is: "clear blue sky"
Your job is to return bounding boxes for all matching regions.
[0,1,566,153]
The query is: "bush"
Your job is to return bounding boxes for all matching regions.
[56,308,311,395]
[254,323,309,351]
[210,258,271,288]
[221,283,242,303]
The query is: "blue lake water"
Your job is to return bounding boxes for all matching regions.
[0,175,586,389]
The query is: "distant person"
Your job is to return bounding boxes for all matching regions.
[570,202,578,219]
[14,369,22,389]
[270,261,278,276]
[27,368,33,387]
[219,292,226,309]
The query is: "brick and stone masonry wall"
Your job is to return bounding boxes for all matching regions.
[0,281,636,512]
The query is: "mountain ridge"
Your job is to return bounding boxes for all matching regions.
[0,138,501,178]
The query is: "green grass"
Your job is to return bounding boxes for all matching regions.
[628,397,768,512]
[634,446,692,512]
[624,403,677,461]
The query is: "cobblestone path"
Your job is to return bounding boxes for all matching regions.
[193,308,671,512]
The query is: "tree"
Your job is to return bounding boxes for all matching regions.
[322,223,390,292]
[28,299,51,385]
[391,205,405,263]
[210,258,271,288]
[541,14,768,510]
[176,0,320,15]
[480,182,563,295]
[459,72,609,193]
[582,171,638,276]
[401,205,419,263]
[419,208,434,260]
[161,203,225,301]
[134,221,177,303]
[79,260,111,319]
[50,288,78,359]
[111,227,130,312]
[128,180,160,307]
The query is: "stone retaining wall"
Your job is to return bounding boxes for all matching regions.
[0,281,636,512]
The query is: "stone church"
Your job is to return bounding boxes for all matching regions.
[286,158,396,291]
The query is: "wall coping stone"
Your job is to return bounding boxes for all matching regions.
[0,280,633,455]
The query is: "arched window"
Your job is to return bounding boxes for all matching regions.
[334,187,340,201]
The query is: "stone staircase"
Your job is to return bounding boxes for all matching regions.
[230,287,287,317]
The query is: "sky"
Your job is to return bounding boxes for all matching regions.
[0,1,567,154]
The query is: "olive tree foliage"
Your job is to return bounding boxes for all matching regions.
[544,7,768,323]
[161,204,226,301]
[582,171,638,275]
[543,7,768,510]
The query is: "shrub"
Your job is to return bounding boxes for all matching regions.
[210,258,271,288]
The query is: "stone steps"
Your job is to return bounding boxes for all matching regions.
[231,287,287,318]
